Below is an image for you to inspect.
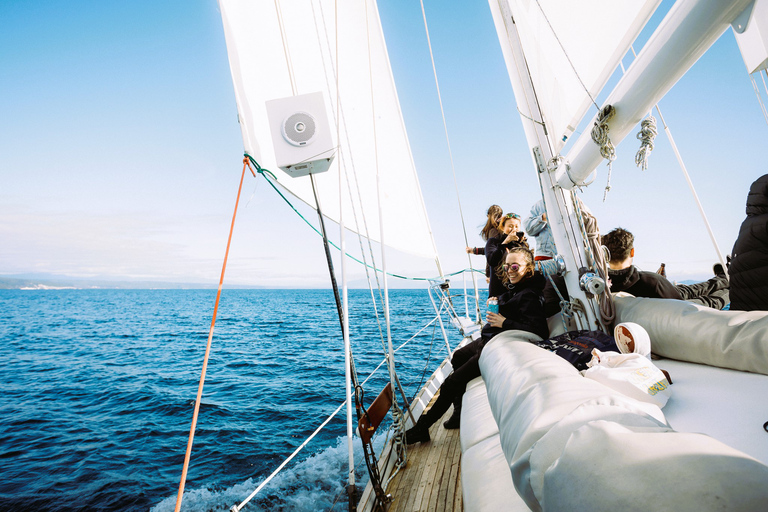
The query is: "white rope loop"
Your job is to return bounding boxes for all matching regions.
[591,105,616,201]
[591,105,617,162]
[634,115,658,171]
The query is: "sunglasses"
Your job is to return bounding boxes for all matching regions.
[503,263,523,273]
[505,213,521,219]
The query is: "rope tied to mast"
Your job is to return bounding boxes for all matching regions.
[591,105,616,202]
[634,115,658,171]
[568,192,615,331]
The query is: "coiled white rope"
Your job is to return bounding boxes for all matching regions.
[590,105,616,201]
[634,115,658,171]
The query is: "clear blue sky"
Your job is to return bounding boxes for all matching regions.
[1,0,766,288]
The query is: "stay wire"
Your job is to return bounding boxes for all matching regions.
[419,0,481,322]
[248,155,482,281]
[175,158,256,512]
[533,0,599,111]
[232,310,444,510]
[311,0,387,310]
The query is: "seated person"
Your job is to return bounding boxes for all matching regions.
[729,174,768,311]
[601,228,729,309]
[405,247,547,444]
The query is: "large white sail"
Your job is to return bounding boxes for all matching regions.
[218,0,438,262]
[495,0,661,153]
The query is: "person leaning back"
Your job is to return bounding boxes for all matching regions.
[601,227,729,309]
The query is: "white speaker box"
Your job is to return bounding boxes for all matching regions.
[265,91,336,177]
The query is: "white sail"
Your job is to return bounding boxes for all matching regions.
[496,0,661,153]
[218,0,438,261]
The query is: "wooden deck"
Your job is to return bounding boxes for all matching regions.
[384,404,463,512]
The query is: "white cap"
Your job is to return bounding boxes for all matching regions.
[614,322,651,357]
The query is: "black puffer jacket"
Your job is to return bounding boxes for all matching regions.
[481,271,548,341]
[729,174,768,311]
[607,265,683,300]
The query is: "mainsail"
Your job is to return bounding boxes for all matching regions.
[218,0,439,262]
[492,0,661,153]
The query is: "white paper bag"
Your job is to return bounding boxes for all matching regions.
[583,349,672,408]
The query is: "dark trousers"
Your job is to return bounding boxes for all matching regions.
[676,275,730,309]
[418,338,486,429]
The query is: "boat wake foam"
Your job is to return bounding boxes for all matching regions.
[151,434,386,511]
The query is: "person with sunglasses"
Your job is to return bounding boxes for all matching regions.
[405,247,547,443]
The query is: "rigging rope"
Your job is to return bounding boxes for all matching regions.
[175,158,256,512]
[419,0,481,323]
[310,0,391,375]
[572,192,615,329]
[533,0,600,111]
[274,0,297,96]
[230,308,445,511]
[634,115,658,171]
[750,71,768,129]
[590,105,617,201]
[310,173,347,339]
[620,46,727,273]
[247,155,481,281]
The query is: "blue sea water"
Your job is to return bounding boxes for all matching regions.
[0,288,464,511]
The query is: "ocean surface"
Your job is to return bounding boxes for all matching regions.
[0,288,467,511]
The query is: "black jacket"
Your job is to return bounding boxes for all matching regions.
[481,271,548,341]
[607,265,683,300]
[730,174,768,311]
[485,234,528,299]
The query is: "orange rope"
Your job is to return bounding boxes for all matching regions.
[174,158,256,512]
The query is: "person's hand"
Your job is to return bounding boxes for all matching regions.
[485,277,490,284]
[542,213,547,222]
[503,232,518,244]
[486,311,505,328]
[466,246,473,253]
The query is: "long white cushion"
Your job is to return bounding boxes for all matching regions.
[460,377,499,453]
[614,295,768,375]
[479,331,768,512]
[461,434,531,512]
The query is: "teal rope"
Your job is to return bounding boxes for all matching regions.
[245,155,481,281]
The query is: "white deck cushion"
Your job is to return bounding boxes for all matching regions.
[614,295,768,375]
[479,331,768,512]
[459,377,499,453]
[461,434,531,512]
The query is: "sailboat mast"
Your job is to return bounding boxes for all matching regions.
[490,0,604,331]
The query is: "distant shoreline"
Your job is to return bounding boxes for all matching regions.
[1,276,454,291]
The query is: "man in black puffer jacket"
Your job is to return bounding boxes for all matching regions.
[729,174,768,311]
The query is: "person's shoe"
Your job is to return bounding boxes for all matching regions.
[713,262,726,277]
[443,408,461,430]
[405,425,430,445]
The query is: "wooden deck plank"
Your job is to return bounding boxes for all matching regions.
[429,422,453,511]
[366,393,462,512]
[441,420,460,511]
[449,423,463,511]
[411,420,445,511]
